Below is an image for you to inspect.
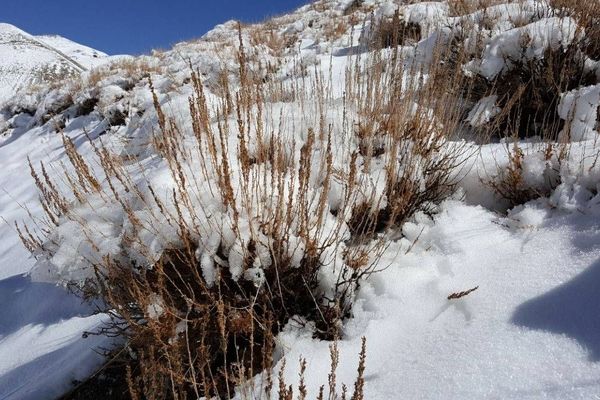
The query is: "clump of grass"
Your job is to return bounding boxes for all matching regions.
[22,17,471,400]
[487,143,543,206]
[486,142,565,208]
[447,0,505,17]
[368,10,421,49]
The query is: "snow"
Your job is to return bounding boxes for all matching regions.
[466,94,500,127]
[0,0,600,399]
[558,84,600,141]
[0,101,113,400]
[0,25,125,392]
[274,201,600,399]
[35,35,109,70]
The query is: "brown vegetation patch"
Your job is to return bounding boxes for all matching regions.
[487,143,563,208]
[372,10,421,49]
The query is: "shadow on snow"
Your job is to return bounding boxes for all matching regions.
[512,257,600,361]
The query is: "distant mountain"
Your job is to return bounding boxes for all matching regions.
[0,23,109,105]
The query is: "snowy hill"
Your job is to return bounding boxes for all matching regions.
[0,23,108,105]
[34,34,107,70]
[1,1,600,399]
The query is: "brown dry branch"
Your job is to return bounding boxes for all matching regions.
[447,286,479,300]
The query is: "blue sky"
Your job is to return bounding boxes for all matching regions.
[3,1,309,55]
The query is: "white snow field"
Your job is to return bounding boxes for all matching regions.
[1,0,600,399]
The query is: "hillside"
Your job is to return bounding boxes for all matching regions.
[1,0,600,399]
[0,23,109,105]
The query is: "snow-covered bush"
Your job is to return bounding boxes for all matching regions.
[20,23,472,396]
[362,8,422,49]
[463,15,597,140]
[485,142,563,207]
[551,0,600,60]
[346,48,471,236]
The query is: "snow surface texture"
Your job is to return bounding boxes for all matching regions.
[276,201,600,398]
[0,0,600,399]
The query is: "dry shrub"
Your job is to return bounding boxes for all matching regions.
[443,0,600,143]
[112,57,164,78]
[487,142,565,207]
[345,38,474,237]
[124,94,362,396]
[86,57,163,89]
[23,29,387,399]
[61,339,368,400]
[86,68,109,88]
[23,21,470,400]
[323,20,349,41]
[35,62,80,87]
[447,0,505,17]
[487,143,543,206]
[274,339,367,400]
[369,10,421,49]
[249,26,298,58]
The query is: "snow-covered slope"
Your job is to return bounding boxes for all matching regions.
[0,23,109,105]
[1,1,600,399]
